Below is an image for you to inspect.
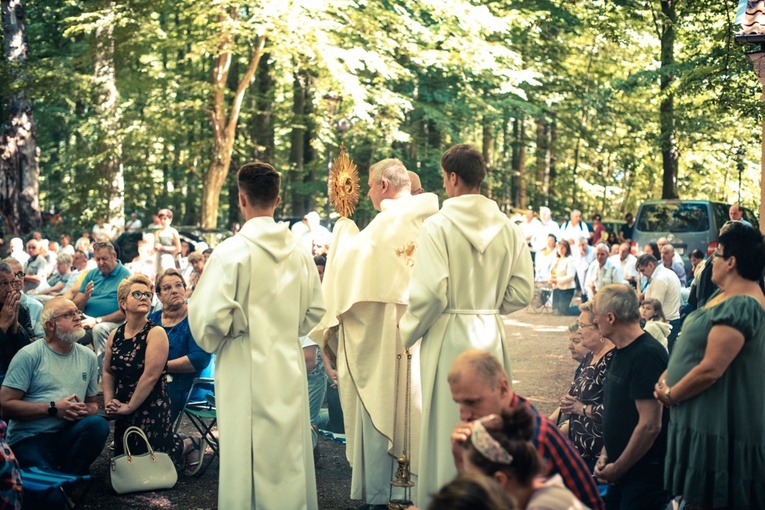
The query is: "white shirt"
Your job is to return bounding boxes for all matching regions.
[645,264,682,320]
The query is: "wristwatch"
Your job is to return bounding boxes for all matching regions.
[48,401,58,417]
[582,404,588,416]
[664,386,677,405]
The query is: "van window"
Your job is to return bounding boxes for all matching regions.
[636,203,709,232]
[712,203,729,234]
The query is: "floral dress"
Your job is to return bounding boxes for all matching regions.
[110,321,184,467]
[567,349,614,463]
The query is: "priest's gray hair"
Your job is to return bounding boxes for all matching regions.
[370,158,411,192]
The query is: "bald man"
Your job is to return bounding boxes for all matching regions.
[448,350,604,510]
[408,171,424,195]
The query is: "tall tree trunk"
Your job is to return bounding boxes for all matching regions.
[251,52,275,164]
[201,8,265,229]
[289,69,308,216]
[482,117,494,199]
[0,0,41,236]
[511,116,526,208]
[660,0,679,199]
[93,0,123,237]
[302,80,316,214]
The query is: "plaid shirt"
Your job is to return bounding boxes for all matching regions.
[512,394,605,510]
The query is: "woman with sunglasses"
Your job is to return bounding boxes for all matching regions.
[103,274,204,475]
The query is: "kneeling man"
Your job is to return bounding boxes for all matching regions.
[0,298,108,475]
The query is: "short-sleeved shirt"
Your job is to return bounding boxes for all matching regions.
[3,340,99,446]
[23,256,47,293]
[620,222,634,241]
[80,262,131,317]
[603,332,668,481]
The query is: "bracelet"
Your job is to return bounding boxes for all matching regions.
[582,404,588,416]
[664,386,679,406]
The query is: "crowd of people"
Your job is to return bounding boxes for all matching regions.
[0,145,762,510]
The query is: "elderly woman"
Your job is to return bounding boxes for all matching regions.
[185,251,205,297]
[559,302,614,469]
[549,240,576,315]
[103,274,204,474]
[655,222,765,508]
[148,269,212,421]
[28,253,76,301]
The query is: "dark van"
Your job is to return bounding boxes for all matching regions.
[632,200,758,267]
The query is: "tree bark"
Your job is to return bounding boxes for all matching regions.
[482,117,494,199]
[289,69,308,216]
[0,0,41,236]
[660,0,679,199]
[93,0,123,238]
[511,116,526,208]
[200,8,266,229]
[250,52,275,164]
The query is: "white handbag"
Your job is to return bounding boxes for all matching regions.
[110,426,178,494]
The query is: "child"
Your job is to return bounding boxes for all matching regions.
[641,298,670,351]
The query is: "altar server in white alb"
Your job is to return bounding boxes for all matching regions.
[399,144,534,510]
[189,162,325,510]
[312,159,438,508]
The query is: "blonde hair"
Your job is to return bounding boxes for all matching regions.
[117,274,153,313]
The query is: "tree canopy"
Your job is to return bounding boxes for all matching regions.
[1,0,761,236]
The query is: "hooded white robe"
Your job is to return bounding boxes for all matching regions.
[399,194,534,509]
[311,193,439,503]
[189,216,325,510]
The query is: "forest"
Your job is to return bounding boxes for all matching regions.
[0,0,762,236]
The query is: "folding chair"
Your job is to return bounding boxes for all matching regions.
[173,377,218,476]
[20,466,92,509]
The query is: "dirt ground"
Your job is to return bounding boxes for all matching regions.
[77,306,577,509]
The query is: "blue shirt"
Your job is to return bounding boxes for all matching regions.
[80,262,131,317]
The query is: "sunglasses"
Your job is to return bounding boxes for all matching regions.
[131,291,153,301]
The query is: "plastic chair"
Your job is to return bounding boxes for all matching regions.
[174,377,218,476]
[20,466,92,509]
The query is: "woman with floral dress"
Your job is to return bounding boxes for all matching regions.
[103,274,203,474]
[559,301,615,470]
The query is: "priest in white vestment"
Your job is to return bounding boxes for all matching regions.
[189,162,325,510]
[399,144,534,509]
[312,159,438,508]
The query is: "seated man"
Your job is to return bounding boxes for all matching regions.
[0,263,33,384]
[3,258,43,339]
[72,241,131,370]
[0,298,109,475]
[449,350,604,510]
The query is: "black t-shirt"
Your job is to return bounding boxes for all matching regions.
[603,332,668,481]
[620,222,634,241]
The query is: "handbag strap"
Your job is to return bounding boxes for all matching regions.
[122,426,156,460]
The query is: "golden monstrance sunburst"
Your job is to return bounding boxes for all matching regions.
[328,143,359,217]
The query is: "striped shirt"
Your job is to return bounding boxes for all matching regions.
[512,394,605,510]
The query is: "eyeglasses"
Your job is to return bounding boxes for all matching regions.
[52,310,84,321]
[131,291,153,301]
[26,245,38,250]
[578,322,597,330]
[13,272,25,279]
[712,252,729,260]
[160,282,185,293]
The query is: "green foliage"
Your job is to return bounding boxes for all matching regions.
[2,0,763,234]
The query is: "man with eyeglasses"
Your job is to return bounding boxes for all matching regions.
[0,262,33,384]
[0,297,109,475]
[22,240,47,293]
[71,241,131,371]
[3,258,43,339]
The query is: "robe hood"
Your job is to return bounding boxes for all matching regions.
[238,216,297,262]
[439,194,509,253]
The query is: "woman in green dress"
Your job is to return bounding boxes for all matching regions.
[654,222,765,509]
